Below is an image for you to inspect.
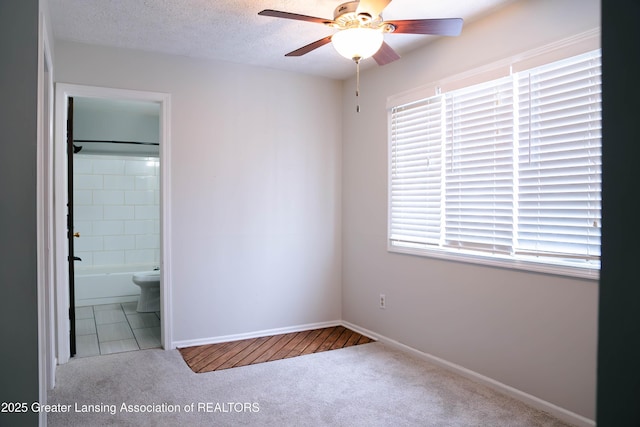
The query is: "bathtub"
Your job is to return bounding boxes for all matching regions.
[74,264,157,307]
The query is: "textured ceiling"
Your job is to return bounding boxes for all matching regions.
[49,0,514,80]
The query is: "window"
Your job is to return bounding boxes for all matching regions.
[389,49,601,278]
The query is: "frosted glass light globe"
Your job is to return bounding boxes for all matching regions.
[332,28,384,60]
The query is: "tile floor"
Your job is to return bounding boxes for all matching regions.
[74,302,161,358]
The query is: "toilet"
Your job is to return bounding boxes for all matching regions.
[132,270,160,313]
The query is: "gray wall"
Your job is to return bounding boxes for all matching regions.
[0,0,40,425]
[341,0,600,420]
[54,41,344,346]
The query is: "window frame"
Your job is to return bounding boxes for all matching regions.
[387,29,601,281]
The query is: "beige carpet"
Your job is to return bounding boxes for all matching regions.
[46,342,572,426]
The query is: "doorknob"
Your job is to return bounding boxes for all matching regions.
[73,232,80,238]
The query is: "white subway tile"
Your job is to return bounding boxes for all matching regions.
[104,175,135,191]
[70,154,164,270]
[73,221,93,236]
[73,190,93,205]
[125,249,155,264]
[135,205,159,220]
[104,205,135,220]
[134,176,158,191]
[125,160,151,176]
[74,251,93,266]
[73,157,93,174]
[124,220,157,235]
[74,236,103,252]
[92,221,124,236]
[135,234,160,250]
[104,235,136,251]
[93,251,125,266]
[125,190,155,205]
[74,205,103,221]
[74,174,104,190]
[145,158,159,167]
[144,158,160,173]
[92,159,125,175]
[93,190,125,205]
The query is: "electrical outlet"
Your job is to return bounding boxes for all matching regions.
[379,294,386,309]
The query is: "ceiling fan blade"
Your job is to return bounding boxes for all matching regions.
[373,41,401,66]
[258,9,333,25]
[356,0,392,18]
[387,18,463,36]
[285,36,333,57]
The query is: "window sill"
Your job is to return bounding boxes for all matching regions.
[388,242,600,281]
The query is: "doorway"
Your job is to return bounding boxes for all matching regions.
[54,84,173,364]
[71,97,162,357]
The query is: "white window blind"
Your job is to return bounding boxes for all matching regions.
[444,77,514,254]
[515,50,602,260]
[390,97,443,245]
[389,49,601,275]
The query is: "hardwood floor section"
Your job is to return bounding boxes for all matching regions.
[178,326,375,373]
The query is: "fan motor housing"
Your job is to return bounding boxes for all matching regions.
[333,1,359,19]
[335,1,374,26]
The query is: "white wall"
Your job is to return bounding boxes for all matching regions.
[73,98,160,147]
[341,0,600,421]
[55,42,343,342]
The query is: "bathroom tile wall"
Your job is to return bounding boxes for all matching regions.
[73,154,160,267]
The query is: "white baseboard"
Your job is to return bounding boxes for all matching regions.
[171,319,594,427]
[341,321,595,427]
[172,320,342,349]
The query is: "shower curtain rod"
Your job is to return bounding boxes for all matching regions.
[73,139,159,146]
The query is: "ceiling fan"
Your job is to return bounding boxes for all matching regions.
[258,0,464,66]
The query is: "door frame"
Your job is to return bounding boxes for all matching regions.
[66,96,77,358]
[36,12,55,427]
[54,83,173,364]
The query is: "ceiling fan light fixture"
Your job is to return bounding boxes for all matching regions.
[331,27,383,61]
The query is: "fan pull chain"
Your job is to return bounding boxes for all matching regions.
[355,57,361,113]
